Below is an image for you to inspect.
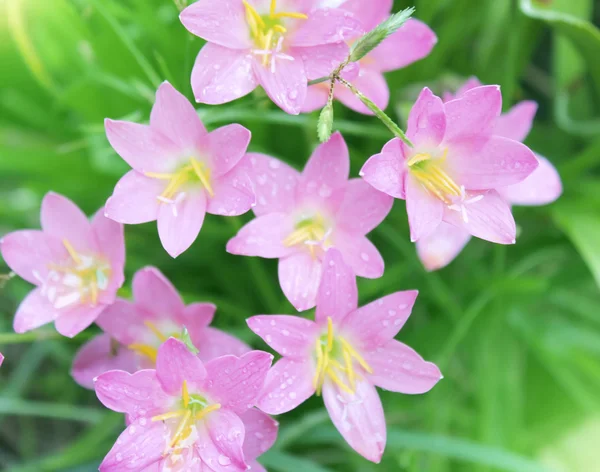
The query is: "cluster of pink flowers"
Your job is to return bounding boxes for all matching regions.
[0,0,562,470]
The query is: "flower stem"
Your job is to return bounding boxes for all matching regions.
[337,77,413,147]
[307,76,330,86]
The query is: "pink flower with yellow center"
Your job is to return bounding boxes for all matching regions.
[180,0,364,114]
[72,266,249,389]
[226,132,393,311]
[303,0,437,114]
[105,82,255,258]
[361,86,540,245]
[0,192,124,337]
[95,338,273,471]
[248,249,441,463]
[416,78,563,271]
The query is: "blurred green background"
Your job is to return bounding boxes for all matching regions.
[1,0,600,470]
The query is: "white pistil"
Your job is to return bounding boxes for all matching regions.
[447,186,484,223]
[252,36,294,73]
[157,192,186,217]
[54,291,81,309]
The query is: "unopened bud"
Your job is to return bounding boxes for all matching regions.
[318,103,334,143]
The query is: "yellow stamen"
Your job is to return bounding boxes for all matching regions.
[339,337,373,374]
[90,281,98,305]
[62,239,82,265]
[326,317,334,352]
[152,410,186,422]
[343,348,355,390]
[273,24,287,33]
[406,153,431,167]
[243,0,265,28]
[182,380,190,408]
[189,158,214,198]
[326,367,354,394]
[408,149,461,204]
[128,343,158,362]
[194,403,221,421]
[270,0,277,16]
[144,171,176,180]
[312,339,324,389]
[272,11,308,19]
[144,321,168,342]
[283,227,312,247]
[169,410,192,448]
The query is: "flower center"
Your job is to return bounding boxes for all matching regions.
[313,317,373,396]
[407,150,462,205]
[145,158,213,213]
[152,380,221,456]
[243,0,307,72]
[128,321,179,363]
[37,239,110,309]
[282,214,332,258]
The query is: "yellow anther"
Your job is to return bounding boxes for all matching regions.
[169,409,192,448]
[326,367,354,394]
[62,239,82,265]
[408,149,461,204]
[343,348,355,390]
[272,11,308,19]
[270,0,277,16]
[152,410,186,422]
[144,321,168,342]
[339,337,373,374]
[194,403,221,421]
[182,380,190,408]
[189,158,214,198]
[326,317,334,352]
[312,339,324,390]
[406,153,431,167]
[128,343,158,362]
[273,24,287,33]
[243,0,265,28]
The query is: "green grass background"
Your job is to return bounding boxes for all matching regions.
[1,0,600,470]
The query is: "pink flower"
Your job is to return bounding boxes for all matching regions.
[95,338,273,471]
[105,82,254,258]
[417,78,563,271]
[304,0,437,114]
[248,249,441,463]
[0,353,4,367]
[72,266,250,389]
[0,192,125,337]
[226,132,393,311]
[361,86,540,245]
[180,0,364,115]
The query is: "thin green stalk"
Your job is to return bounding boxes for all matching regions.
[308,77,330,86]
[0,398,106,423]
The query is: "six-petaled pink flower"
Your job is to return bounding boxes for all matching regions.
[226,132,393,311]
[303,0,437,114]
[417,78,563,270]
[180,0,364,114]
[360,86,540,245]
[72,266,249,389]
[105,81,255,258]
[0,192,125,337]
[95,338,273,471]
[248,249,441,463]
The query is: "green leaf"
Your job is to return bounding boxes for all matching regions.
[261,451,334,472]
[317,103,334,143]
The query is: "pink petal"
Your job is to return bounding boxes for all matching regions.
[71,334,137,390]
[278,252,323,311]
[339,0,392,30]
[248,460,267,472]
[494,100,538,142]
[405,174,444,242]
[315,248,357,323]
[336,179,393,235]
[333,232,385,279]
[150,82,207,151]
[192,44,257,105]
[247,315,318,358]
[239,409,278,460]
[448,135,539,189]
[204,351,273,414]
[133,267,185,319]
[179,0,251,49]
[497,154,562,206]
[206,167,255,217]
[291,8,364,47]
[364,339,442,394]
[157,189,207,258]
[298,132,350,206]
[0,230,66,285]
[254,56,307,115]
[257,358,315,415]
[156,338,207,395]
[180,302,216,336]
[454,77,483,99]
[105,171,164,224]
[322,378,386,463]
[341,290,418,350]
[443,85,502,144]
[206,124,251,177]
[55,304,107,338]
[406,87,446,148]
[368,19,437,72]
[335,69,389,115]
[243,153,300,217]
[95,299,146,345]
[199,410,247,472]
[360,150,407,200]
[104,119,177,174]
[226,213,296,259]
[194,327,251,362]
[293,42,349,81]
[13,287,60,333]
[41,192,97,253]
[0,353,3,368]
[442,189,516,244]
[99,421,167,472]
[416,221,471,271]
[301,84,329,113]
[95,369,169,418]
[91,209,125,296]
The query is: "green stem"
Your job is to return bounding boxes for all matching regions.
[0,398,106,423]
[0,330,61,344]
[307,76,331,86]
[337,77,413,147]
